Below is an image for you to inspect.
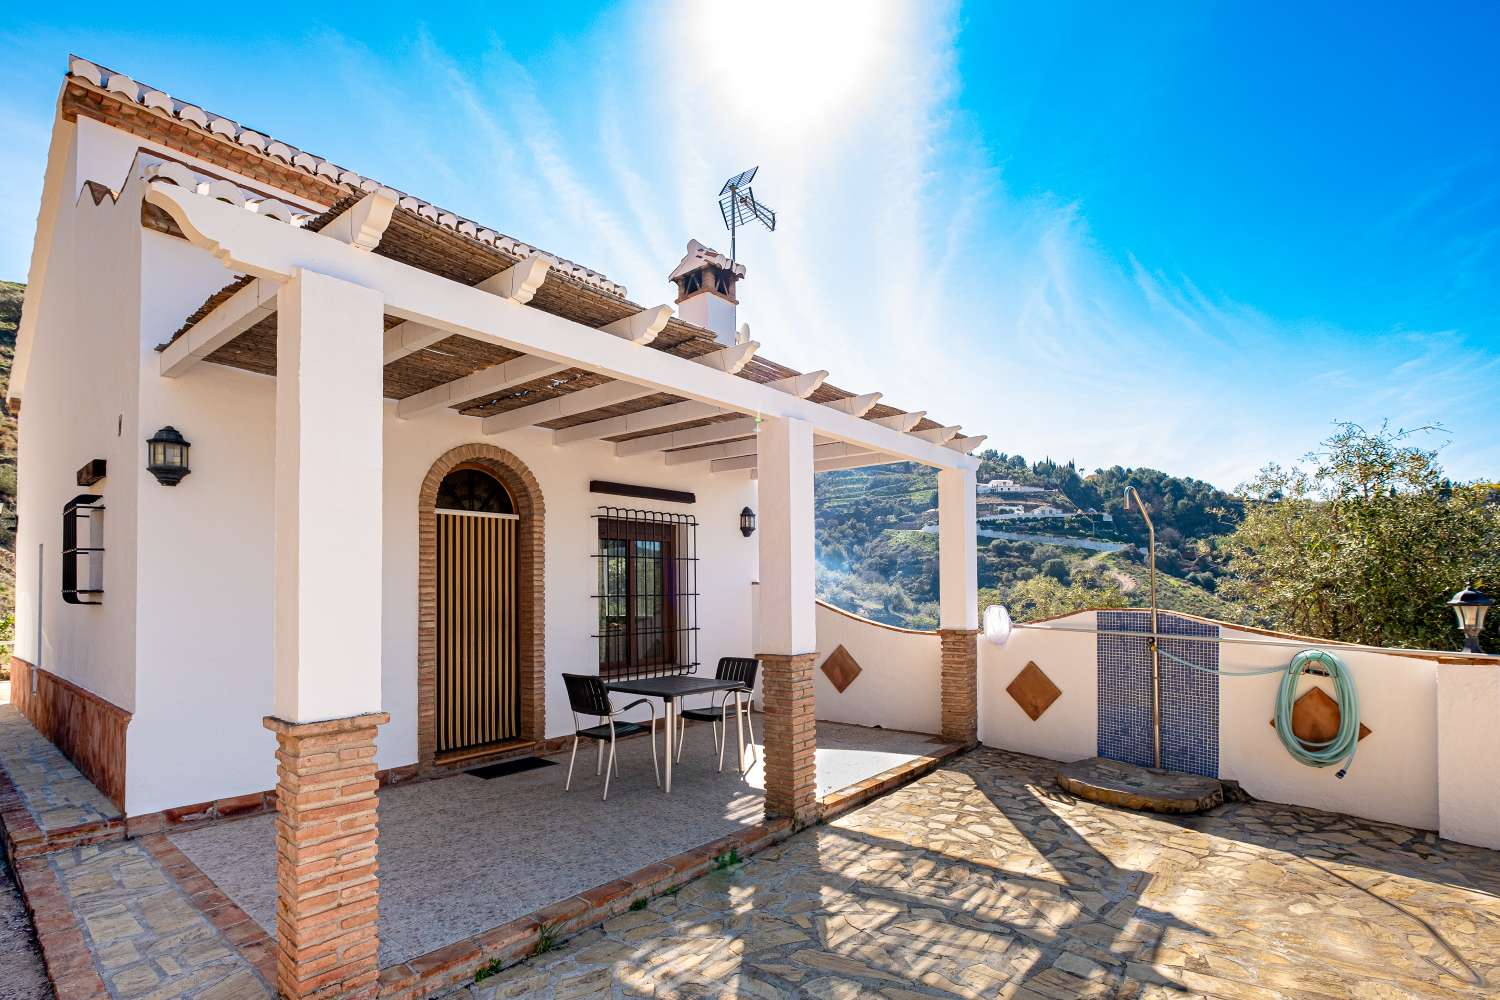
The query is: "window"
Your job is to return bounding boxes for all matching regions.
[62,493,104,605]
[593,508,698,678]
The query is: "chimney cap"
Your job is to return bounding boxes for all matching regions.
[669,239,746,283]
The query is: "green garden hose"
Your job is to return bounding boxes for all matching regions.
[1158,646,1361,779]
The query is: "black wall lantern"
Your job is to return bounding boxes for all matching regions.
[740,506,756,538]
[146,426,191,486]
[1448,586,1492,653]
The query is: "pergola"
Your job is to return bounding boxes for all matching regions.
[144,174,983,1000]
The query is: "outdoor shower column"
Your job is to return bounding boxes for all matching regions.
[756,415,820,825]
[937,466,980,746]
[265,268,388,1000]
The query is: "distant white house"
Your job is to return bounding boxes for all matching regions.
[977,478,1045,494]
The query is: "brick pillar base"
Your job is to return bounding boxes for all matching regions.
[758,652,819,826]
[938,629,979,747]
[264,712,389,1000]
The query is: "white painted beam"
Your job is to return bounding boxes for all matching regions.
[383,320,449,364]
[815,452,902,473]
[947,434,988,454]
[159,276,281,377]
[480,341,759,435]
[599,305,673,345]
[707,441,877,473]
[474,255,553,306]
[772,370,829,398]
[318,190,398,252]
[663,438,759,466]
[914,425,963,445]
[554,400,720,445]
[874,410,925,432]
[613,416,759,458]
[827,392,881,417]
[396,354,568,419]
[144,182,979,471]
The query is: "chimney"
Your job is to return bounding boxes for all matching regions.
[669,239,746,346]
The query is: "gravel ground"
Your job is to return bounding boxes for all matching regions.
[0,857,51,1000]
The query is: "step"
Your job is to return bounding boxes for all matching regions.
[1055,756,1223,814]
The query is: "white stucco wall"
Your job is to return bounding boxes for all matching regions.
[1436,660,1500,849]
[977,611,1099,764]
[13,123,143,710]
[977,609,1446,833]
[811,602,941,734]
[1213,622,1437,831]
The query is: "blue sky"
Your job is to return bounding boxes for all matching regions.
[2,2,1496,488]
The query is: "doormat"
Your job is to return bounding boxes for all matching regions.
[467,757,558,779]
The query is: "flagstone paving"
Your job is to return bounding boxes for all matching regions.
[0,704,120,832]
[43,840,271,1000]
[453,747,1500,999]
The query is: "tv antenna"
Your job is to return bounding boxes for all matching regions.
[719,166,777,269]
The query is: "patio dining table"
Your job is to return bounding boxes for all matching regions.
[604,674,750,793]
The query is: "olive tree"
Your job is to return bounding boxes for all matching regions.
[1220,423,1500,651]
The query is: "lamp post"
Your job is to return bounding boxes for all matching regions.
[1447,586,1493,653]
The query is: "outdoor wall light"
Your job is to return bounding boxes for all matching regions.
[1447,586,1492,653]
[146,426,191,486]
[740,506,756,538]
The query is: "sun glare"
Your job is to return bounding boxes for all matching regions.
[684,0,893,135]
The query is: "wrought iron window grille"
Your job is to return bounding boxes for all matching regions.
[591,506,699,680]
[62,493,105,605]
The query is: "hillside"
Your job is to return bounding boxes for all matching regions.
[0,281,18,639]
[815,453,1247,628]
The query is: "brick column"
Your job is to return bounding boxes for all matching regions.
[759,652,819,825]
[264,712,388,1000]
[939,629,979,747]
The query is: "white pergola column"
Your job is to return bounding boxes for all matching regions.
[755,416,820,824]
[264,267,388,1000]
[937,466,980,746]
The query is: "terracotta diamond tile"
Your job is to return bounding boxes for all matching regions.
[1007,661,1061,721]
[1269,685,1372,744]
[820,645,863,693]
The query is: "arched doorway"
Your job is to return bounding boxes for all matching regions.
[418,445,545,769]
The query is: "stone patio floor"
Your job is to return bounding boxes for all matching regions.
[0,704,120,832]
[450,747,1500,999]
[168,720,942,967]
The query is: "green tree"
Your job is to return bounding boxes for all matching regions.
[1005,575,1126,621]
[1220,423,1500,651]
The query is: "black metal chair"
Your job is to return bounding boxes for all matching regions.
[676,657,759,773]
[562,673,659,800]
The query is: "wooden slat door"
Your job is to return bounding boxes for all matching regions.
[436,509,520,753]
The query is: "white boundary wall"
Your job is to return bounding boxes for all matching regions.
[978,609,1500,845]
[810,601,941,735]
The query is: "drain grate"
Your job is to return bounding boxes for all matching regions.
[466,757,558,780]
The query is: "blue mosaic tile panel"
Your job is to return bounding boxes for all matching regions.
[1097,610,1220,777]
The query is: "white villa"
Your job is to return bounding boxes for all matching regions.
[5,56,984,1000]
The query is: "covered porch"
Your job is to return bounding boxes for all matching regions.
[167,720,955,973]
[139,168,985,1000]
